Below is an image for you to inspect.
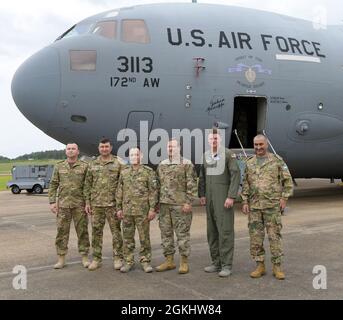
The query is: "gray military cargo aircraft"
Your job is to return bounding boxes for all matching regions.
[11,3,343,179]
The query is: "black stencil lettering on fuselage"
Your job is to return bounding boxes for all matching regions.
[191,29,206,47]
[142,57,153,73]
[237,33,252,50]
[167,28,182,46]
[144,78,160,88]
[288,38,303,54]
[261,34,273,51]
[313,42,326,58]
[219,31,231,48]
[276,36,290,52]
[270,97,289,104]
[117,56,129,73]
[117,57,153,74]
[301,40,315,55]
[165,28,326,58]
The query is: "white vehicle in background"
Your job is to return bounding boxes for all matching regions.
[7,165,54,194]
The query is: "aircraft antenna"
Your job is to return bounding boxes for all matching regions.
[192,0,197,3]
[262,130,277,155]
[234,130,248,158]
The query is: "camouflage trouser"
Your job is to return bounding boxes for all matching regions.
[122,215,151,265]
[248,207,283,265]
[159,204,192,257]
[91,207,123,262]
[55,207,90,256]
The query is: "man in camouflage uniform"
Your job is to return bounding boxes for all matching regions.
[49,143,90,269]
[156,138,197,274]
[242,134,293,280]
[199,130,241,277]
[84,138,124,271]
[116,148,159,273]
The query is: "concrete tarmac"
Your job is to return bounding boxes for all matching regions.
[0,179,342,300]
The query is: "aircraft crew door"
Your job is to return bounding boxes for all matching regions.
[125,111,154,146]
[229,96,267,149]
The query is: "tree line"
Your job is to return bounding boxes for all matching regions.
[1,149,92,162]
[0,156,10,161]
[0,150,70,162]
[14,150,67,161]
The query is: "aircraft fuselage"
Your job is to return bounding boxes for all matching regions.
[11,4,343,178]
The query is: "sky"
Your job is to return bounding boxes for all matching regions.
[0,0,342,158]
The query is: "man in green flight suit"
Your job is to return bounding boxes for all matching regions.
[84,138,124,271]
[116,147,159,273]
[199,129,241,277]
[241,134,293,280]
[49,143,90,269]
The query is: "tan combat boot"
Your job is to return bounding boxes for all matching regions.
[82,255,90,268]
[155,255,176,272]
[54,255,66,269]
[250,262,266,278]
[88,260,102,271]
[273,264,286,280]
[179,256,189,274]
[113,256,123,270]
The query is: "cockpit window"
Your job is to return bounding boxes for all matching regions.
[92,21,117,40]
[56,24,90,41]
[121,20,150,44]
[70,50,97,71]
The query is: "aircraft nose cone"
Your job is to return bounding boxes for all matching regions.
[11,47,61,132]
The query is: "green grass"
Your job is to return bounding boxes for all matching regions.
[0,175,11,191]
[0,160,59,175]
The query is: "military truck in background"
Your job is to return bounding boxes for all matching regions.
[6,165,54,194]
